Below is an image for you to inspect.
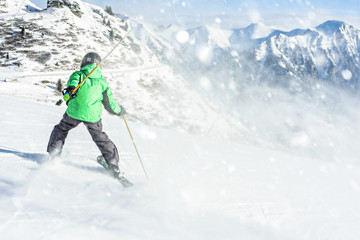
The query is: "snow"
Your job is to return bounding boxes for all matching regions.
[1,0,360,239]
[341,69,353,80]
[196,45,213,64]
[247,23,275,39]
[199,76,212,91]
[205,25,232,48]
[2,95,360,240]
[175,30,189,44]
[0,0,39,14]
[255,42,268,61]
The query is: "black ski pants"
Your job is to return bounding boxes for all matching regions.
[47,113,119,165]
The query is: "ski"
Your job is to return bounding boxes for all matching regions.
[97,155,133,187]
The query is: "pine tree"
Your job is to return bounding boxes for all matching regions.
[109,29,114,42]
[56,79,63,93]
[105,6,114,16]
[21,26,26,37]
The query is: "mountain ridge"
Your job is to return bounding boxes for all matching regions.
[149,19,360,93]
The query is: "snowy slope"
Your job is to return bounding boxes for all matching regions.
[1,92,360,240]
[0,0,155,71]
[1,1,360,240]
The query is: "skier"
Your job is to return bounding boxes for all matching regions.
[47,52,127,180]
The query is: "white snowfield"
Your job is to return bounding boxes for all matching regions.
[1,95,360,240]
[1,0,360,239]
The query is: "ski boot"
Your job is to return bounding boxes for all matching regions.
[97,155,133,187]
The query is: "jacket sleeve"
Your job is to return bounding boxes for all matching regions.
[67,71,82,87]
[101,81,122,115]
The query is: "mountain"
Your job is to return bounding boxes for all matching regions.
[141,20,360,94]
[252,20,360,91]
[229,23,275,50]
[0,0,154,71]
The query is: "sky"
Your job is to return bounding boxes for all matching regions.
[32,0,360,30]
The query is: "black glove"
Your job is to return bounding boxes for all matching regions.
[62,86,76,102]
[118,105,126,116]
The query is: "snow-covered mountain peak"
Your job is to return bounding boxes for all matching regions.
[315,20,349,35]
[243,22,275,39]
[228,22,275,51]
[46,0,85,17]
[1,0,157,72]
[248,20,360,92]
[0,0,41,14]
[188,24,232,48]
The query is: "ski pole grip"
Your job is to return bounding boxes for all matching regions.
[63,92,70,101]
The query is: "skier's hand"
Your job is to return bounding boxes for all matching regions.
[62,86,76,101]
[118,105,126,116]
[63,85,75,95]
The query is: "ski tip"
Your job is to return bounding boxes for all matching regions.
[118,177,134,187]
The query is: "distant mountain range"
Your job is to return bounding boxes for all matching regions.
[252,20,360,90]
[136,20,360,94]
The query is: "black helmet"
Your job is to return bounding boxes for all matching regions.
[80,52,101,68]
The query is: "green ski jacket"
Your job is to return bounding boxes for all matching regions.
[66,63,122,123]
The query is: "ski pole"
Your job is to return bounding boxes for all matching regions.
[58,30,132,104]
[68,31,132,98]
[122,115,149,179]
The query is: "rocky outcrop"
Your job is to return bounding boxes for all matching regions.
[47,0,82,17]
